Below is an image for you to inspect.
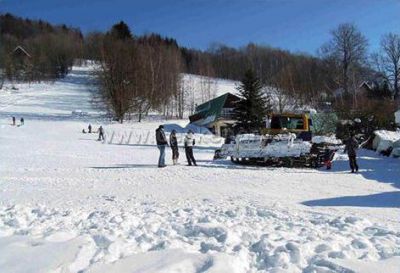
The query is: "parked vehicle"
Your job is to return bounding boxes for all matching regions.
[214,113,341,168]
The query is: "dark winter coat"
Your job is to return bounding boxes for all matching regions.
[156,128,168,145]
[344,137,359,157]
[169,134,178,148]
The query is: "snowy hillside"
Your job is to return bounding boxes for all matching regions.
[180,73,310,115]
[0,65,399,273]
[180,73,239,117]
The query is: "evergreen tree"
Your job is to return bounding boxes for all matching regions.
[109,21,133,40]
[233,69,270,133]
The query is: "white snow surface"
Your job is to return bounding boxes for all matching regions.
[395,109,400,126]
[312,135,342,145]
[1,65,400,273]
[372,130,400,153]
[374,130,400,143]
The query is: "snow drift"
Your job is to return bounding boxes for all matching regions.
[372,130,400,157]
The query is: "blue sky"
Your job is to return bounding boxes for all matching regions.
[1,0,399,54]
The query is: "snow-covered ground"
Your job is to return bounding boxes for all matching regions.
[0,65,399,273]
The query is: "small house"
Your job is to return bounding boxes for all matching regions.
[10,46,32,80]
[12,46,32,67]
[189,93,240,137]
[12,46,32,59]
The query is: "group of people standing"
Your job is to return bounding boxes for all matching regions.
[156,125,197,168]
[154,124,361,171]
[83,122,360,172]
[12,116,24,126]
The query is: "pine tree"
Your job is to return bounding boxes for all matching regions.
[109,21,133,40]
[233,69,270,133]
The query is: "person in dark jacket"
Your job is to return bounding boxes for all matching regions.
[344,133,359,173]
[20,117,24,126]
[169,129,179,165]
[88,124,92,133]
[184,130,197,166]
[12,116,16,126]
[98,126,105,141]
[156,125,168,167]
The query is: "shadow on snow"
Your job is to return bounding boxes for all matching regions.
[91,164,158,169]
[303,149,400,208]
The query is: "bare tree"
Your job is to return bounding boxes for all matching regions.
[99,38,137,123]
[372,33,400,100]
[321,23,368,102]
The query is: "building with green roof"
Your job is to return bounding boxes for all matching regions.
[189,93,240,137]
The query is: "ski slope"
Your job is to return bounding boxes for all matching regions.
[0,65,399,273]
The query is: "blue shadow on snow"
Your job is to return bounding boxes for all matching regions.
[303,149,400,208]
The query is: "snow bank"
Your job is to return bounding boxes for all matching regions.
[391,139,400,157]
[372,130,400,153]
[334,256,400,273]
[87,249,243,273]
[395,109,400,126]
[312,135,342,145]
[1,202,399,273]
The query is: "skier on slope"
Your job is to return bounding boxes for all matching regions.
[169,129,179,165]
[184,130,197,166]
[155,125,168,168]
[98,126,105,141]
[344,133,359,173]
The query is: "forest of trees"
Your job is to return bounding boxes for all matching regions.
[98,22,183,122]
[0,13,83,82]
[1,13,399,126]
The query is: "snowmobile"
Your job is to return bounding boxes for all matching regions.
[214,113,342,168]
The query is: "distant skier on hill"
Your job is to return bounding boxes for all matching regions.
[184,130,197,166]
[88,124,92,133]
[169,129,179,165]
[12,116,16,126]
[156,125,168,168]
[20,117,24,126]
[344,133,359,173]
[98,126,105,141]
